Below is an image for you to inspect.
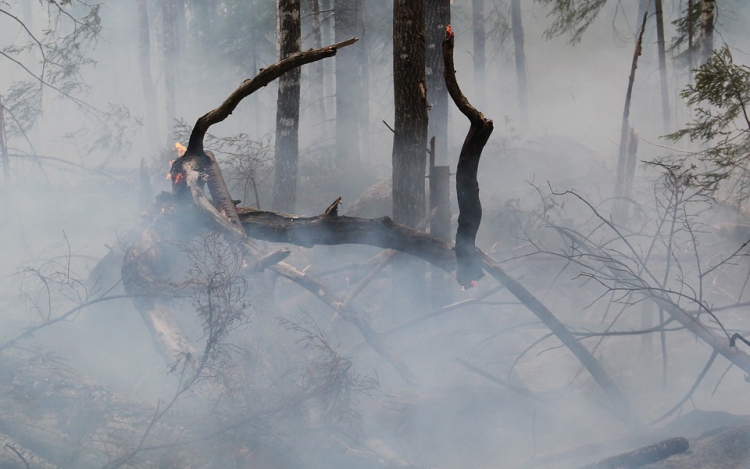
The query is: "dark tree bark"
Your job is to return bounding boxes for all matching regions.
[392,0,428,227]
[700,0,715,64]
[272,0,302,213]
[162,0,177,140]
[510,0,528,114]
[472,0,486,104]
[443,26,493,287]
[392,0,429,317]
[426,0,451,164]
[654,0,671,132]
[137,0,159,148]
[614,12,647,224]
[334,0,364,168]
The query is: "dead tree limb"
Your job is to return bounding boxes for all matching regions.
[184,37,357,156]
[580,437,689,469]
[443,25,494,288]
[479,252,642,430]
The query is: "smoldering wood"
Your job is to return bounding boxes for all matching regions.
[442,26,494,288]
[580,437,689,469]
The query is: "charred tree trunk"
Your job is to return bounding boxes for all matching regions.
[614,12,647,225]
[654,0,671,132]
[357,3,370,162]
[429,137,452,306]
[426,0,451,164]
[272,0,302,213]
[472,0,486,104]
[392,0,428,318]
[162,0,177,140]
[700,0,715,64]
[443,26,492,287]
[392,0,428,227]
[510,0,528,114]
[334,0,364,170]
[137,0,159,149]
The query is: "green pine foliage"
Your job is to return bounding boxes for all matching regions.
[666,45,750,201]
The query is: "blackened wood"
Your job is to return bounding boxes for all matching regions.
[335,0,364,167]
[580,437,689,469]
[510,0,528,113]
[392,0,428,227]
[136,0,158,147]
[185,38,357,157]
[426,0,451,162]
[655,0,672,132]
[700,0,715,64]
[273,0,302,213]
[442,26,493,288]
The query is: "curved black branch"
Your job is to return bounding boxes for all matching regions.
[442,26,494,287]
[185,38,357,156]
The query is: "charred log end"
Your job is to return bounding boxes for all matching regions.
[170,151,210,197]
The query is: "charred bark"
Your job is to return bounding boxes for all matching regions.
[442,26,493,288]
[655,0,672,132]
[426,0,451,163]
[614,12,647,223]
[273,0,302,213]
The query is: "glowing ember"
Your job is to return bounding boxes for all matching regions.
[173,172,184,184]
[446,24,454,39]
[175,142,187,157]
[461,280,477,291]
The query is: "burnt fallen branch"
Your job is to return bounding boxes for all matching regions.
[443,25,494,287]
[580,437,689,469]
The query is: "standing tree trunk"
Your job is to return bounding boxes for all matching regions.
[393,0,428,320]
[614,12,648,225]
[273,0,302,213]
[334,0,364,170]
[310,0,327,133]
[510,0,528,115]
[137,0,160,149]
[472,0,486,104]
[426,0,451,164]
[357,2,370,162]
[162,0,177,140]
[654,0,671,132]
[700,0,715,64]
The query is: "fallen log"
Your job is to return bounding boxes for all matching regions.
[580,437,688,469]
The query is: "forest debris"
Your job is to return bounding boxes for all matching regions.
[580,437,688,469]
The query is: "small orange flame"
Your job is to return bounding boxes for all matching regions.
[173,172,184,184]
[461,280,477,291]
[175,142,187,157]
[446,24,454,39]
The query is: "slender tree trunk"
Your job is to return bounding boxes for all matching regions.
[162,0,177,140]
[654,0,671,132]
[0,96,9,184]
[472,0,486,103]
[393,0,428,320]
[322,0,334,124]
[334,0,364,169]
[426,0,451,164]
[688,0,695,72]
[614,12,648,224]
[272,0,302,213]
[357,2,370,162]
[700,0,715,64]
[510,0,528,114]
[310,0,327,132]
[137,0,159,149]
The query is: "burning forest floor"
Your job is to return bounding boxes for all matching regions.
[3,157,750,469]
